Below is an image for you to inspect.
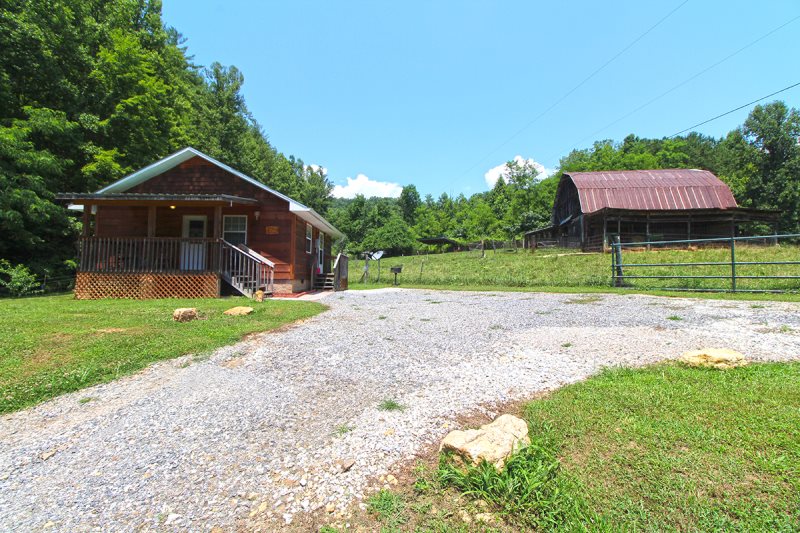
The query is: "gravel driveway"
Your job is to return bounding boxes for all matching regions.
[1,289,799,530]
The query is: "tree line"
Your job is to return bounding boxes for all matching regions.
[1,0,333,281]
[1,0,799,285]
[331,101,800,256]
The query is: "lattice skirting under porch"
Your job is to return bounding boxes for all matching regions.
[75,272,220,300]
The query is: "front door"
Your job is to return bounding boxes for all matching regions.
[181,215,207,271]
[317,233,324,274]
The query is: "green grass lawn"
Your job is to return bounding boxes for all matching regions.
[0,295,324,414]
[351,362,800,532]
[349,246,800,299]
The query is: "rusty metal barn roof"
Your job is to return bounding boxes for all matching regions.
[564,169,738,213]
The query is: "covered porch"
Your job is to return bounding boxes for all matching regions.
[59,193,276,299]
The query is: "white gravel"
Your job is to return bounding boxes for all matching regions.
[1,289,799,531]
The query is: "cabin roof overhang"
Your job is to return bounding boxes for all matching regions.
[57,193,260,207]
[78,147,343,238]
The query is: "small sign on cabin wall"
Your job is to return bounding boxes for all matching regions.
[265,226,280,235]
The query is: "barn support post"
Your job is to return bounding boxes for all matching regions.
[687,214,692,249]
[602,214,608,252]
[579,214,586,251]
[646,213,651,251]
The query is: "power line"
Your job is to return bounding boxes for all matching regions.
[667,81,800,138]
[448,0,691,186]
[549,13,800,162]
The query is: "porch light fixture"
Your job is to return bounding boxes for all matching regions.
[254,210,261,221]
[169,205,176,209]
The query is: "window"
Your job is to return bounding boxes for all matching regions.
[223,215,247,245]
[306,223,313,253]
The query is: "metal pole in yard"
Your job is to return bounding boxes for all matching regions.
[612,235,624,287]
[730,236,737,292]
[611,238,616,286]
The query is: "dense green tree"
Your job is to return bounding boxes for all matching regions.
[718,102,800,232]
[0,0,335,277]
[361,215,416,256]
[397,184,421,225]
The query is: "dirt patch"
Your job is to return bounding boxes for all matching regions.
[221,357,245,369]
[283,398,537,532]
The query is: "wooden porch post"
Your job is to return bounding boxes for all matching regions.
[213,206,222,239]
[82,204,92,236]
[147,206,156,237]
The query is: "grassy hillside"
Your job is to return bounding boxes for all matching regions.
[347,246,800,295]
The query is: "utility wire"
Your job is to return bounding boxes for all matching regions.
[550,13,800,162]
[667,81,800,137]
[450,0,691,184]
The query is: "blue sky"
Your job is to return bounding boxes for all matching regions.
[162,1,800,199]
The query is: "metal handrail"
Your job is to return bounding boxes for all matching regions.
[610,233,800,293]
[617,233,800,248]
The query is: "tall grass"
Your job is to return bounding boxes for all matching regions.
[437,425,602,530]
[350,245,800,293]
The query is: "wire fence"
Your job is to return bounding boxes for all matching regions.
[0,274,76,298]
[611,234,800,293]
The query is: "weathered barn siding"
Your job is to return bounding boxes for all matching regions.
[528,169,777,251]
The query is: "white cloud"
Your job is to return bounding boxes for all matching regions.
[332,174,403,199]
[306,163,328,175]
[484,155,552,188]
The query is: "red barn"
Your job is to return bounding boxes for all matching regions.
[58,148,346,299]
[525,169,779,251]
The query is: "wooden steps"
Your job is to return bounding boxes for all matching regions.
[313,273,335,291]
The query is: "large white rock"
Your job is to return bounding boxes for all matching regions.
[680,348,748,369]
[223,306,254,316]
[172,308,197,322]
[440,414,530,469]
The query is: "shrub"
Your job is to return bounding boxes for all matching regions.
[0,260,41,297]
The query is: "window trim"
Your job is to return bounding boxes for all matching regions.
[223,215,248,245]
[306,223,313,254]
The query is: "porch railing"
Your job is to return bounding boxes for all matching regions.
[333,253,349,291]
[78,237,276,295]
[220,241,275,295]
[79,237,220,273]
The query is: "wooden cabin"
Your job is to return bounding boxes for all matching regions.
[525,169,779,251]
[58,148,347,299]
